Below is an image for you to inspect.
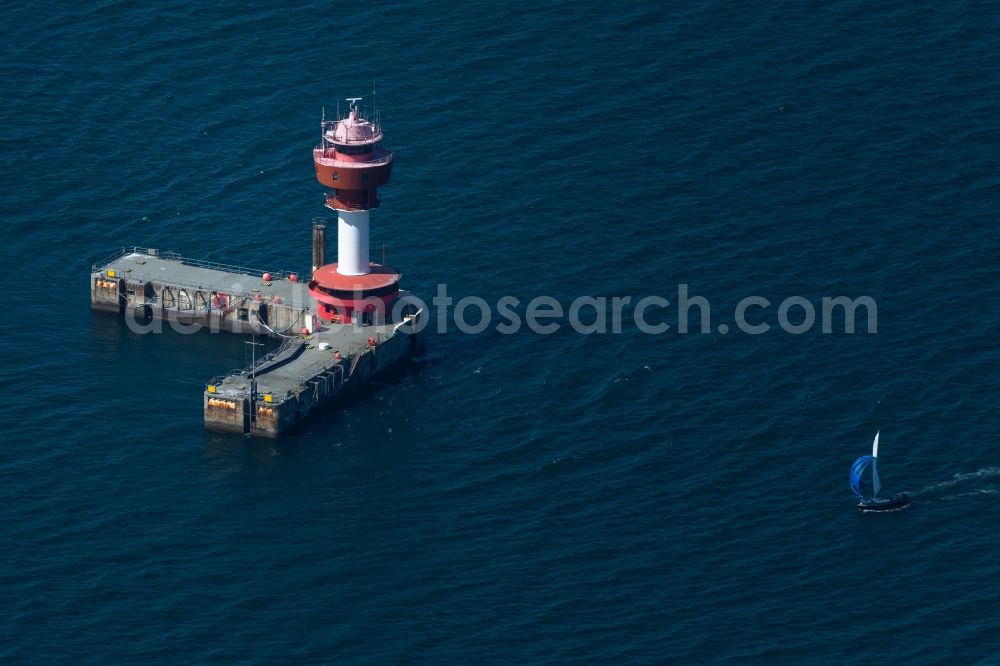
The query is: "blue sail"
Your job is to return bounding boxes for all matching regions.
[850,455,874,498]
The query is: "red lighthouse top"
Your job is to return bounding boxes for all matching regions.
[313,99,394,211]
[325,103,383,147]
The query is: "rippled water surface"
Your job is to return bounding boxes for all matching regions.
[3,1,1000,662]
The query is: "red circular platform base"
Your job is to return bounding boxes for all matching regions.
[310,263,400,292]
[308,263,402,321]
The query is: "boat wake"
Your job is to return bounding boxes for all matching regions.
[940,488,1000,501]
[908,466,1000,501]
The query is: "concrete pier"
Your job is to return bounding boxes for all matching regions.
[91,247,425,437]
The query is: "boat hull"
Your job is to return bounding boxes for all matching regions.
[857,493,909,512]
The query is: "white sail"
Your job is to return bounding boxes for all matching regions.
[871,431,881,497]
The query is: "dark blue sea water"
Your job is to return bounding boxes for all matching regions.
[4,1,1000,662]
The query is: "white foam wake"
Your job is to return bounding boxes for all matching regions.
[911,466,1000,497]
[942,487,999,501]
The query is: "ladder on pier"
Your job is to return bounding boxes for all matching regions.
[349,350,367,377]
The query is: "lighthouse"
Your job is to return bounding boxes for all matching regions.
[309,98,400,325]
[92,96,425,437]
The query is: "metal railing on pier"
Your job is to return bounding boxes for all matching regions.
[92,246,300,280]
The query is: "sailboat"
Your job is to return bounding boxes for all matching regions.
[850,431,909,512]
